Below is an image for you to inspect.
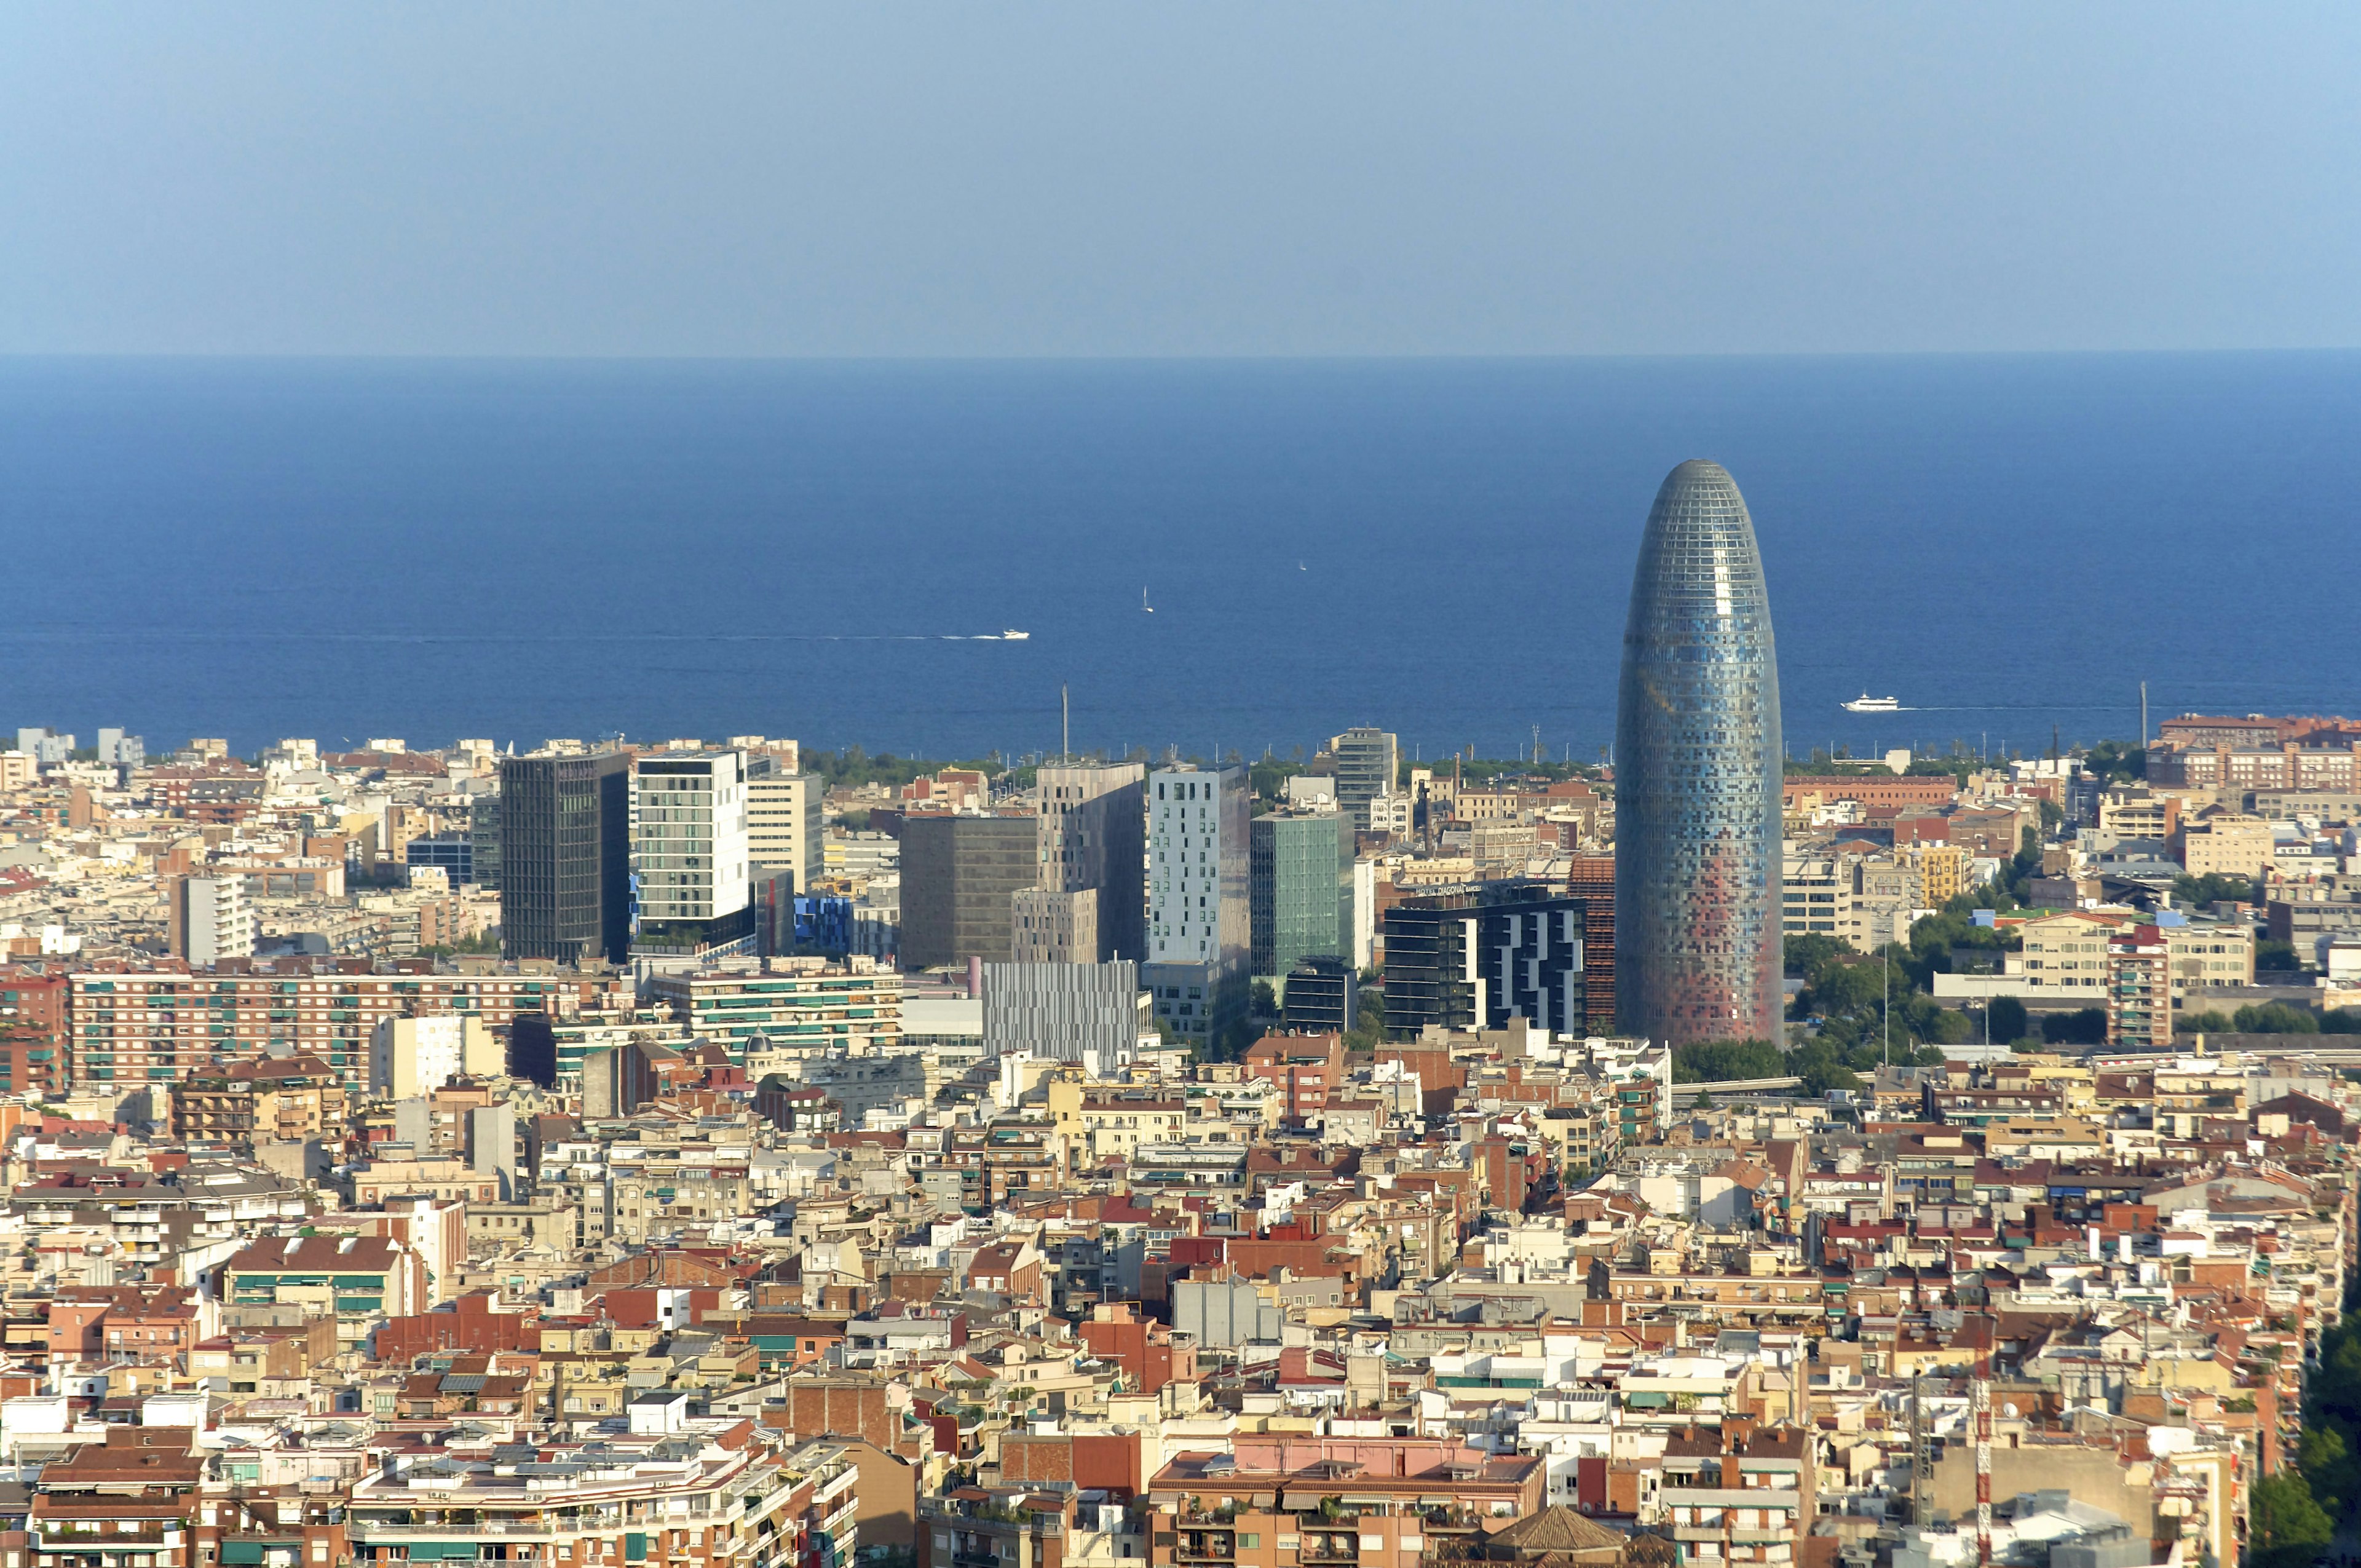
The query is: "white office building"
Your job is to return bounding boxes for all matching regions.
[631,750,754,958]
[95,727,145,769]
[1147,766,1249,1045]
[171,876,253,964]
[14,729,73,767]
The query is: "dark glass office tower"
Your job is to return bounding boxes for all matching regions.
[901,814,1038,967]
[1615,460,1784,1045]
[498,751,632,965]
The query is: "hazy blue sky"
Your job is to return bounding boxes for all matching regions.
[2,5,2356,357]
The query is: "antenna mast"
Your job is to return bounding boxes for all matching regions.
[1974,1373,1993,1567]
[1061,684,1069,762]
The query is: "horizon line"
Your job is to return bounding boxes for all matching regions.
[4,345,2360,368]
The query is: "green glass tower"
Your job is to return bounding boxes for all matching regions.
[1250,809,1354,983]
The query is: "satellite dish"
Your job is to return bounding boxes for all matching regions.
[2002,1403,2020,1419]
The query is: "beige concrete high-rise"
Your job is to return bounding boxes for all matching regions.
[746,772,825,893]
[1013,887,1100,964]
[1036,762,1146,962]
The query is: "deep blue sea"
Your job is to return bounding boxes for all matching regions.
[1,354,2354,766]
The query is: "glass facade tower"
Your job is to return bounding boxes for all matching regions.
[1249,807,1354,981]
[1614,460,1784,1045]
[498,750,632,966]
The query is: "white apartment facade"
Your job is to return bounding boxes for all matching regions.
[370,1014,501,1098]
[1147,766,1249,1043]
[631,750,753,957]
[172,875,254,964]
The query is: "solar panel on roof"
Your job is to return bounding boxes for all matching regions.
[440,1375,488,1393]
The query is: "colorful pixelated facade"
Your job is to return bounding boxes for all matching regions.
[1614,459,1784,1045]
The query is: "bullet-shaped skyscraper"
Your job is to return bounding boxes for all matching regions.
[1615,460,1784,1045]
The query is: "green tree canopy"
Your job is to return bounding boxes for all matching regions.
[2234,1001,2319,1034]
[1671,1040,1786,1084]
[2172,872,2256,906]
[2249,1471,2333,1568]
[2300,1423,2354,1518]
[2040,1008,2108,1045]
[2083,740,2146,782]
[1988,996,2029,1042]
[1783,933,1847,980]
[1786,1039,1864,1097]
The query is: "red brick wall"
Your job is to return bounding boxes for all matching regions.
[786,1380,895,1448]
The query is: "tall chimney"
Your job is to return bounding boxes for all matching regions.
[968,954,984,999]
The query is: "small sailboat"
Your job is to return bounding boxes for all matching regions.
[1842,692,1901,713]
[1142,587,1154,614]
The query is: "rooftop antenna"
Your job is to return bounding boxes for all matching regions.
[1062,685,1070,762]
[2140,681,2149,749]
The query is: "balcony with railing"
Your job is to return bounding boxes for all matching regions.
[350,1521,560,1542]
[33,1524,180,1550]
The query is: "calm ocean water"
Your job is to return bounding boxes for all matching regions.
[0,354,2354,765]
